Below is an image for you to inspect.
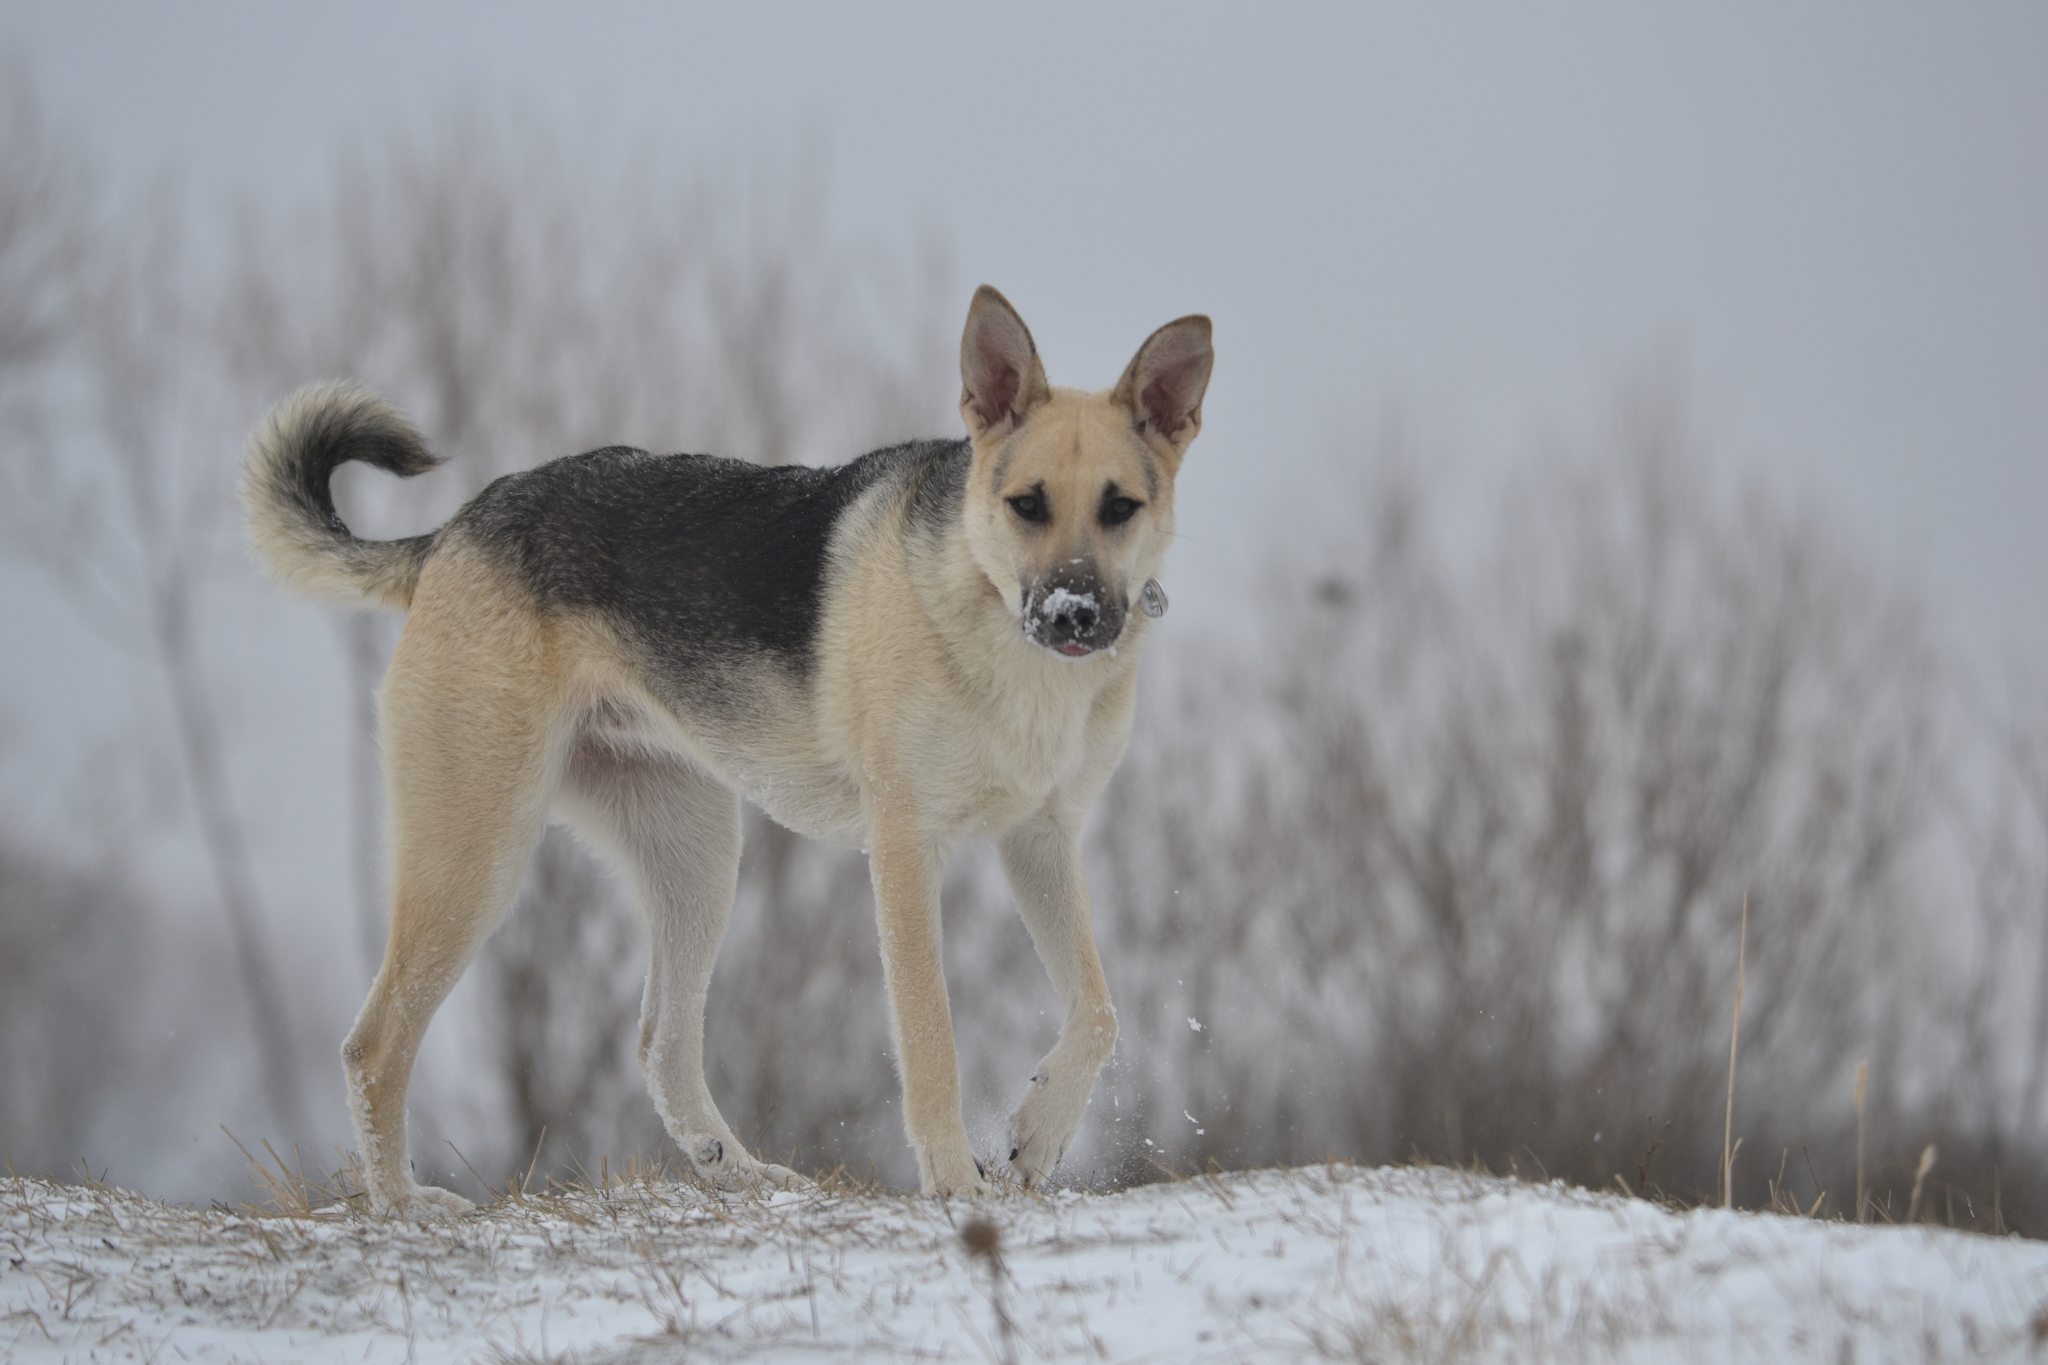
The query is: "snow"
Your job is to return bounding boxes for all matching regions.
[1025,587,1100,643]
[5,1163,2045,1362]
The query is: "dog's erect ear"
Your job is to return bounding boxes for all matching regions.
[960,285,1051,438]
[1114,315,1213,462]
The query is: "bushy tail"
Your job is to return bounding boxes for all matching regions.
[242,382,444,609]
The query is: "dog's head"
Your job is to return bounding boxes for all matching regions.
[957,286,1212,659]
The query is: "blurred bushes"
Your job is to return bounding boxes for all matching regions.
[0,836,143,1172]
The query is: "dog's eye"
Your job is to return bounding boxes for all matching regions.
[1100,494,1142,526]
[1007,493,1049,524]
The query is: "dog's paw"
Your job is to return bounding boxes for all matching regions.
[374,1182,476,1220]
[681,1134,808,1194]
[918,1146,991,1198]
[1006,1072,1080,1188]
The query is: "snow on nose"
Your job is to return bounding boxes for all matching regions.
[1023,575,1124,656]
[1042,586,1098,637]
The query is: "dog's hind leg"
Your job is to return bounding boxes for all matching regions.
[342,579,566,1218]
[999,809,1118,1188]
[556,735,804,1192]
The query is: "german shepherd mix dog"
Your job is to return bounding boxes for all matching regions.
[244,287,1212,1215]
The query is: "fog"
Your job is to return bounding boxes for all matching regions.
[0,6,2043,1229]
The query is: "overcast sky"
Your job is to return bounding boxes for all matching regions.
[8,1,2046,668]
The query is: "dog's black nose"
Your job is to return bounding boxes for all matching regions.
[1051,595,1097,637]
[1024,571,1125,655]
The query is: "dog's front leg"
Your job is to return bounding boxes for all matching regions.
[999,810,1118,1187]
[869,822,987,1195]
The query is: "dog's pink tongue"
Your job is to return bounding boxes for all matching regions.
[1058,644,1091,657]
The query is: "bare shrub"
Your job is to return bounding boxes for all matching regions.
[706,816,891,1173]
[0,835,143,1172]
[0,58,86,419]
[0,68,313,1143]
[489,830,661,1177]
[1935,674,2048,1231]
[1084,385,1949,1208]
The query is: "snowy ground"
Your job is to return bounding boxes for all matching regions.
[5,1163,2046,1363]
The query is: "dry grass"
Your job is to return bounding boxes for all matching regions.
[1722,896,1747,1210]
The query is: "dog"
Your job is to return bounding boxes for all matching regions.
[242,286,1212,1214]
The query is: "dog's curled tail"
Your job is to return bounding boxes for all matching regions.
[242,381,444,609]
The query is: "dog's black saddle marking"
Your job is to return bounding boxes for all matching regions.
[456,438,969,674]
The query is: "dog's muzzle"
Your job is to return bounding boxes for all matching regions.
[1022,571,1127,657]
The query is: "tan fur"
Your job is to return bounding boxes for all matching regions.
[259,288,1211,1214]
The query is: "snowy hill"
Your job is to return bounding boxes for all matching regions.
[5,1163,2044,1362]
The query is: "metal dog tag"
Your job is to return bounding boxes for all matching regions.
[1139,578,1168,619]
